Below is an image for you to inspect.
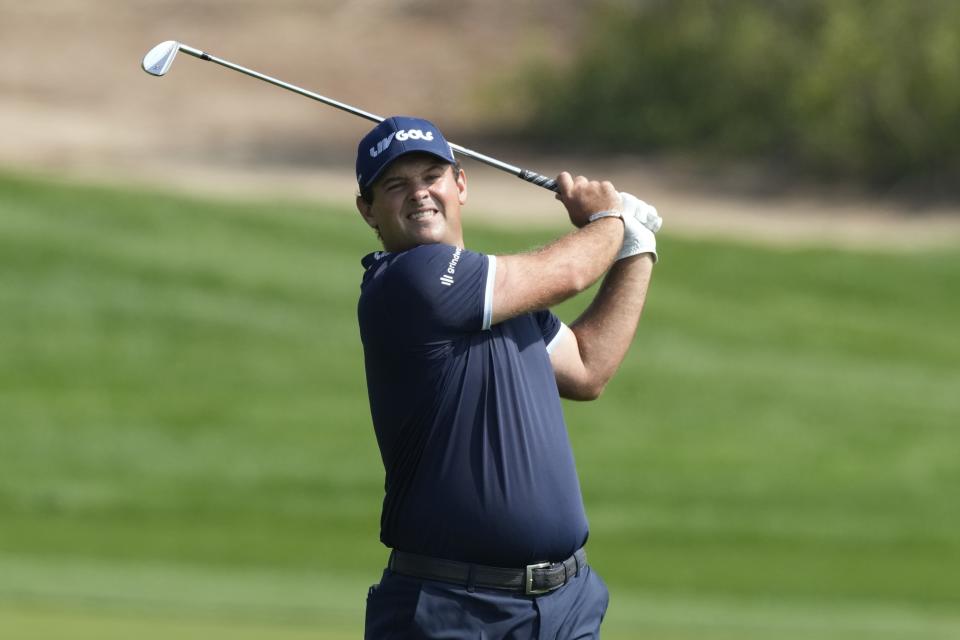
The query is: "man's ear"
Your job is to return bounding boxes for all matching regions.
[356,195,378,230]
[456,168,467,205]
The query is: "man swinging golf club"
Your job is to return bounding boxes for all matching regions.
[140,39,661,636]
[356,116,658,639]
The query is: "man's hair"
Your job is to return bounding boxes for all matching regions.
[358,159,462,205]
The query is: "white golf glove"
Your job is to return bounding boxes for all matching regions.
[620,192,661,233]
[616,192,658,262]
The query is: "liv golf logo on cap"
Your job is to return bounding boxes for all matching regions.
[369,129,435,158]
[356,116,456,188]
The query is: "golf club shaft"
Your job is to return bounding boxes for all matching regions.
[177,45,559,192]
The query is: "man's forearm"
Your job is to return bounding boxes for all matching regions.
[491,217,623,325]
[568,254,654,392]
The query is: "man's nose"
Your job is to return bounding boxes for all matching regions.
[408,181,431,199]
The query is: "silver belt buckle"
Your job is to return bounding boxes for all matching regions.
[524,561,553,595]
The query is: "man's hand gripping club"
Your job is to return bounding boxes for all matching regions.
[555,172,624,229]
[556,172,660,264]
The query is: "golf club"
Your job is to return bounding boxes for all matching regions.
[141,40,662,232]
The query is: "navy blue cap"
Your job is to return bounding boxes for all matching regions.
[356,116,456,189]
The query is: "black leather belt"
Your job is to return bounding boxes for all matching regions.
[388,548,587,596]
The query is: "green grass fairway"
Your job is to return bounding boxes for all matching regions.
[1,172,958,638]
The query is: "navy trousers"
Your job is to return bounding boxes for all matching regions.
[364,564,609,639]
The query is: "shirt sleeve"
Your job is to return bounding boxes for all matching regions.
[532,309,564,352]
[384,244,495,336]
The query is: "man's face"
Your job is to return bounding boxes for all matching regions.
[356,154,467,253]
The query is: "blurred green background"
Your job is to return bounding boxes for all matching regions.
[513,0,960,188]
[2,1,959,638]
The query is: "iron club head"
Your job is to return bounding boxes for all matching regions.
[142,41,180,76]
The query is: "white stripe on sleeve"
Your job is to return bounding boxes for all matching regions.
[482,254,498,330]
[546,322,570,355]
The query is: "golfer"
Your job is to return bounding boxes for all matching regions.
[356,116,657,638]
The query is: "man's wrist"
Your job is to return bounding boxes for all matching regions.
[587,209,624,223]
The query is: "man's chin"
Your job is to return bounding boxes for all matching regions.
[384,230,449,252]
[409,225,450,246]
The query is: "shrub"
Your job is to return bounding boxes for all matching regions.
[521,0,960,186]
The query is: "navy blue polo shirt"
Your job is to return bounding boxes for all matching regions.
[358,243,590,567]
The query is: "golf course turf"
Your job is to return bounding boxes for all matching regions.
[1,172,958,638]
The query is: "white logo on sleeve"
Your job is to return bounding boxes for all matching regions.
[440,246,462,286]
